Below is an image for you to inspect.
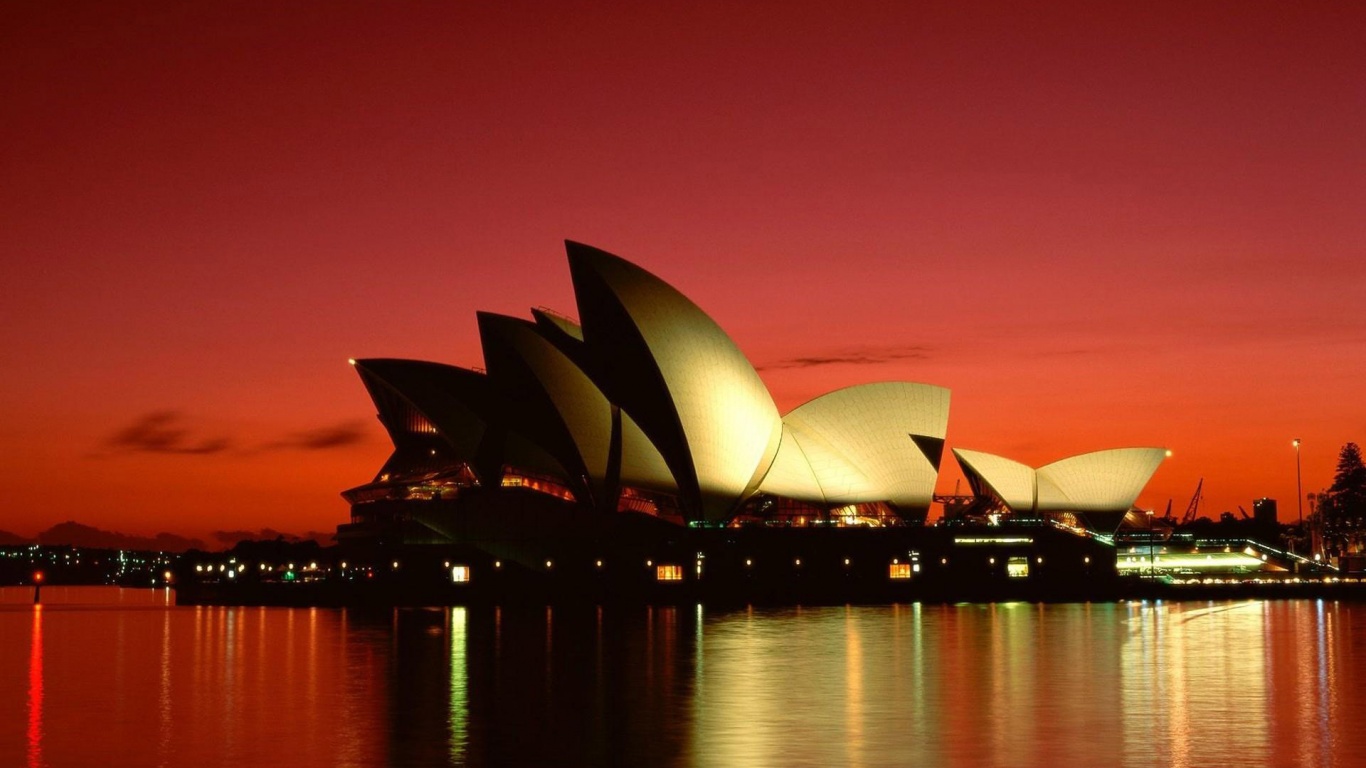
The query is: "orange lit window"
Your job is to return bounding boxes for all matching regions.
[889,563,912,580]
[451,566,470,583]
[501,472,575,501]
[656,565,683,582]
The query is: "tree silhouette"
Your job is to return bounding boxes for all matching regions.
[1322,443,1366,549]
[1331,443,1366,493]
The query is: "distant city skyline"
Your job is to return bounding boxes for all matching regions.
[4,2,1363,538]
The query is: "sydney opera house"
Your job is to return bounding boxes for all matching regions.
[335,241,1168,600]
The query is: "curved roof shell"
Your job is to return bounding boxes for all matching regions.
[478,313,610,504]
[477,312,674,506]
[767,382,950,509]
[952,448,1036,510]
[1038,448,1168,513]
[353,357,565,483]
[756,424,827,502]
[352,359,493,464]
[566,241,782,521]
[953,446,1167,516]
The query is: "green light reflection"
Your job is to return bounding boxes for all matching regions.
[448,607,468,763]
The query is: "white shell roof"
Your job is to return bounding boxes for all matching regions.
[952,448,1036,510]
[752,424,826,502]
[484,317,614,479]
[954,446,1167,514]
[775,382,950,509]
[481,314,676,498]
[1038,448,1168,513]
[570,245,782,521]
[618,413,678,493]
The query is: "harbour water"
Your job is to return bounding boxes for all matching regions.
[2,587,1363,767]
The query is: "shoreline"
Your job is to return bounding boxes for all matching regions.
[169,576,1366,608]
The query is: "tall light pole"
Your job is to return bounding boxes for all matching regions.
[1147,509,1156,579]
[1294,439,1304,528]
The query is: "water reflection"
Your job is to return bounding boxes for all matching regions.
[442,603,696,766]
[448,607,468,764]
[158,608,171,767]
[27,605,42,768]
[5,589,1366,767]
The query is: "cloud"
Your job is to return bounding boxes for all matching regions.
[760,345,933,370]
[264,420,369,451]
[104,411,232,455]
[101,413,370,458]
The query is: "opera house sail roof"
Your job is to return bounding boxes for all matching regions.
[952,447,1169,532]
[344,241,1165,532]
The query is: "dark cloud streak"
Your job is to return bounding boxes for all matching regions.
[264,420,369,451]
[101,413,370,458]
[760,345,933,371]
[104,410,232,455]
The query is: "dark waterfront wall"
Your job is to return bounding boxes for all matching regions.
[177,523,1120,606]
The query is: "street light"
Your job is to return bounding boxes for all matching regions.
[1146,509,1156,579]
[1294,439,1304,527]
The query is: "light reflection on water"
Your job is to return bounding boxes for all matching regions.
[2,588,1365,767]
[26,605,42,768]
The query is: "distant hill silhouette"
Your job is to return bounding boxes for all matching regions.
[0,529,31,546]
[35,521,206,552]
[4,522,334,553]
[210,528,335,548]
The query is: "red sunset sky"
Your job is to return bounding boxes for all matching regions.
[2,2,1363,543]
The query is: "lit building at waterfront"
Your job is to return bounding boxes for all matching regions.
[324,242,1175,599]
[340,242,971,535]
[342,242,1164,537]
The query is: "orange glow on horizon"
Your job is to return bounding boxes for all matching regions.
[3,2,1363,540]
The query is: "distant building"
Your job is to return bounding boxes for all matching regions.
[1253,497,1278,525]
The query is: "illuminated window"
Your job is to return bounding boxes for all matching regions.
[451,566,470,583]
[500,471,575,501]
[656,565,683,582]
[1007,556,1029,579]
[954,537,1034,546]
[889,563,912,580]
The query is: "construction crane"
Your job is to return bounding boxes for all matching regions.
[1237,505,1251,520]
[1181,478,1204,525]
